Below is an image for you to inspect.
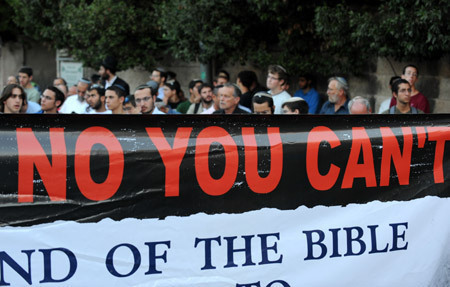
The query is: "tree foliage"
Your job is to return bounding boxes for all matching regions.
[5,0,450,75]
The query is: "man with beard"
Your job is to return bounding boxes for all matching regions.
[293,74,320,114]
[38,86,65,114]
[319,76,350,115]
[59,78,91,114]
[85,85,111,114]
[98,56,130,95]
[187,83,214,114]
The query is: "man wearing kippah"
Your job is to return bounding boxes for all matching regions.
[319,76,350,115]
[266,65,292,114]
[98,56,130,95]
[59,78,91,114]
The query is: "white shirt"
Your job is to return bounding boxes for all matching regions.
[59,95,89,114]
[201,105,217,114]
[105,76,118,90]
[269,90,291,114]
[152,106,166,114]
[85,108,112,114]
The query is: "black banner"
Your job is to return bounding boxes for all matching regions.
[0,114,449,226]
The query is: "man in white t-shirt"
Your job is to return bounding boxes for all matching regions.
[266,65,292,114]
[59,78,91,114]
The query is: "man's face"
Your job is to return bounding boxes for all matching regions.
[282,106,298,114]
[3,87,23,113]
[77,82,89,101]
[18,73,31,88]
[40,89,59,112]
[151,71,162,84]
[105,90,122,111]
[402,66,418,87]
[86,89,103,110]
[298,77,308,89]
[326,80,342,103]
[394,83,412,105]
[266,72,282,91]
[200,87,213,103]
[349,102,370,114]
[216,77,228,86]
[253,102,272,115]
[98,66,108,80]
[134,88,154,114]
[53,78,64,86]
[219,86,239,111]
[123,102,140,114]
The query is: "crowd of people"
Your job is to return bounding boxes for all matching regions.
[0,56,430,116]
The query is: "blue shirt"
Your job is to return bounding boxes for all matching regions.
[294,88,321,114]
[319,99,350,115]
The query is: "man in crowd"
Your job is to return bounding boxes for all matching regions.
[105,85,126,114]
[294,74,321,114]
[348,96,372,114]
[213,83,249,114]
[151,68,167,100]
[18,66,40,103]
[236,70,262,109]
[123,95,141,114]
[389,64,429,113]
[213,70,230,87]
[177,79,203,114]
[38,86,65,114]
[320,76,350,114]
[59,78,91,114]
[99,56,130,95]
[252,92,274,115]
[0,84,25,113]
[85,85,111,114]
[383,79,423,114]
[282,97,309,114]
[134,84,165,114]
[266,65,291,114]
[187,83,214,114]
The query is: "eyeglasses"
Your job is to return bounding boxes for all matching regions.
[135,96,152,104]
[40,95,54,101]
[405,72,418,77]
[267,75,280,81]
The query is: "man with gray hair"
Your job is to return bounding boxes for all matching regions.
[319,76,350,114]
[59,78,91,114]
[348,96,372,114]
[213,83,249,114]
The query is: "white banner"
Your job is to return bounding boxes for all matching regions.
[0,196,449,287]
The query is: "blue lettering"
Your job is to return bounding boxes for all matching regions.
[258,233,282,265]
[389,222,408,251]
[303,230,326,260]
[329,228,342,258]
[343,226,366,256]
[194,236,221,270]
[106,243,141,277]
[367,225,389,254]
[39,248,77,283]
[145,241,171,275]
[267,280,291,287]
[0,250,34,286]
[236,282,261,287]
[224,235,256,268]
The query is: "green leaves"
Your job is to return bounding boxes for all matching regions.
[4,0,449,75]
